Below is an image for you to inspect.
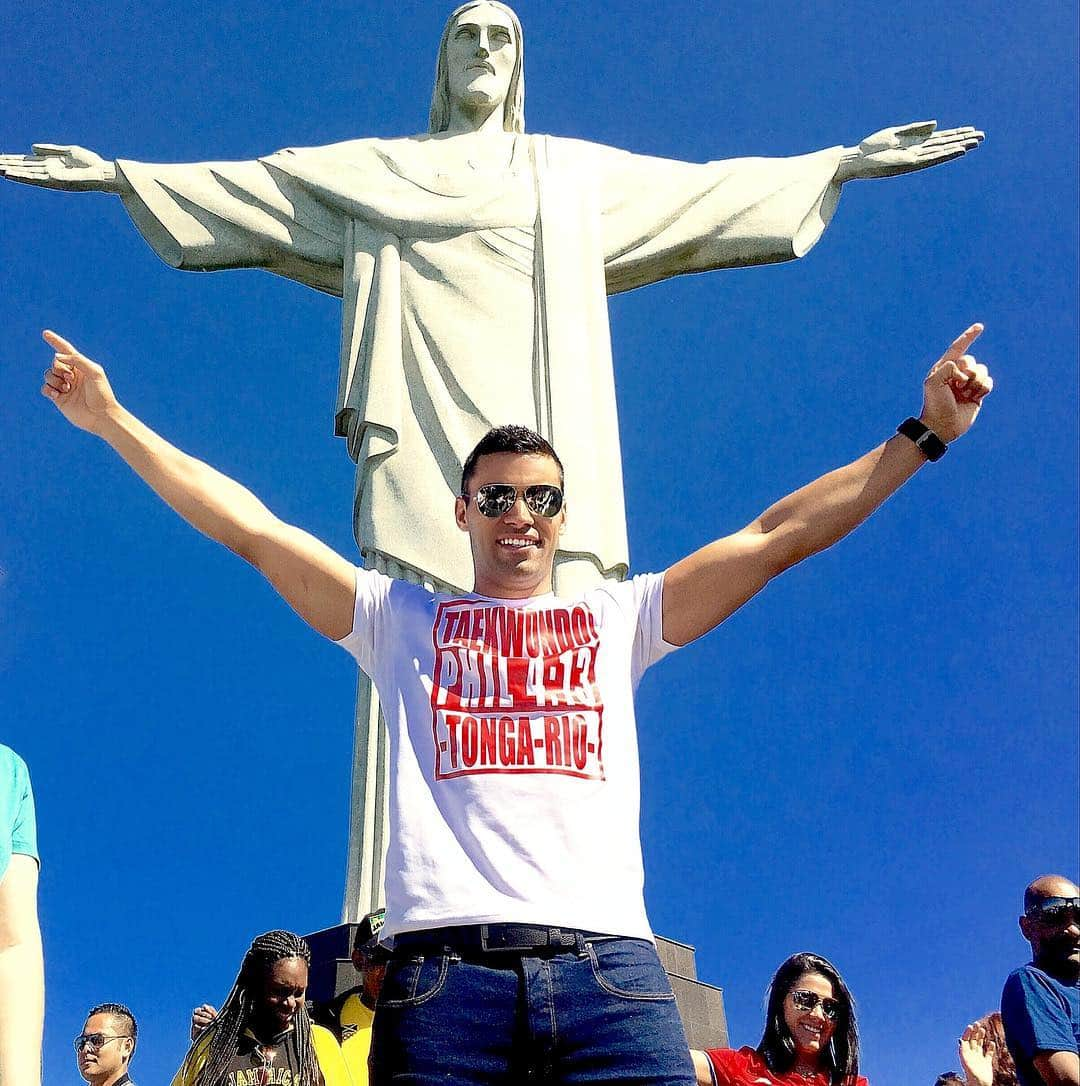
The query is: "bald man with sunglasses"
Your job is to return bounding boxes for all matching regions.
[1001,875,1080,1086]
[39,324,991,1084]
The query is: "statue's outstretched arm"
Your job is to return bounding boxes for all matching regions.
[0,144,130,194]
[833,121,984,183]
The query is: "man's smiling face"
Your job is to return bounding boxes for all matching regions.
[456,451,565,599]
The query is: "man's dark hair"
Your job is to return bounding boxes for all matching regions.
[460,425,564,496]
[934,1074,965,1086]
[757,952,861,1086]
[87,1002,137,1050]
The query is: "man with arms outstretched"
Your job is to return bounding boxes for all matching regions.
[39,324,991,1085]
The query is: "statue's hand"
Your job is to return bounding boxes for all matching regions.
[836,121,984,182]
[0,144,122,192]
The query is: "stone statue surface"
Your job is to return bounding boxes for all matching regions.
[0,1,982,593]
[0,1,983,916]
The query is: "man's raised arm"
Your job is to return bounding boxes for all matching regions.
[662,324,992,646]
[40,331,356,641]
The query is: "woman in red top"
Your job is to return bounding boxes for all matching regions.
[692,952,869,1086]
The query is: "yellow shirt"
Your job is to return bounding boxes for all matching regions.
[338,993,374,1086]
[171,1022,352,1086]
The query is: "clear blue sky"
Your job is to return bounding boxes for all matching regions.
[2,2,1077,1083]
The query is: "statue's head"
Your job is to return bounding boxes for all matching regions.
[429,2,525,134]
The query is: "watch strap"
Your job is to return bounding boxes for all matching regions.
[897,417,947,461]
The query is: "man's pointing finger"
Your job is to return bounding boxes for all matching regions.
[941,323,983,363]
[42,329,79,356]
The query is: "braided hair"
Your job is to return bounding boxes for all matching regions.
[191,930,324,1086]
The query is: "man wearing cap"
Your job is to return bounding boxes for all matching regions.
[311,911,388,1085]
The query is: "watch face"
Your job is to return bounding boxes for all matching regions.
[919,431,945,460]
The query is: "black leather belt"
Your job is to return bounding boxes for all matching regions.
[393,923,612,955]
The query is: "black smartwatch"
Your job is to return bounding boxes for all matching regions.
[897,417,947,461]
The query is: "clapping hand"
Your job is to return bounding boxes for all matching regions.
[958,1020,995,1086]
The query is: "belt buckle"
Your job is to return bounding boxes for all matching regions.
[480,924,544,952]
[479,924,533,952]
[479,924,581,952]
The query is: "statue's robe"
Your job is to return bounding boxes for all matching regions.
[118,135,843,590]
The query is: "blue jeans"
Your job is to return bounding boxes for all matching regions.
[371,933,696,1084]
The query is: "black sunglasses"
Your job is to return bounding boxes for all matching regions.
[74,1032,131,1052]
[467,483,564,519]
[789,989,841,1021]
[1026,897,1080,927]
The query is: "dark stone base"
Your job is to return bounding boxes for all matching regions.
[305,923,366,1003]
[304,924,727,1050]
[654,934,728,1050]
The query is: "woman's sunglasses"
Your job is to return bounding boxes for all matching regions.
[789,989,841,1021]
[468,483,564,519]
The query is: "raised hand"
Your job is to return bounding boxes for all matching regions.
[190,1003,218,1041]
[919,323,993,443]
[0,144,122,192]
[836,121,984,182]
[958,1020,995,1086]
[40,330,120,433]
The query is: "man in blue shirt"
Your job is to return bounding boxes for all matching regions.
[0,743,43,1086]
[1001,875,1080,1086]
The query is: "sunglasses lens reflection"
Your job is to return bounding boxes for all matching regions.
[526,485,562,517]
[1038,905,1080,926]
[476,485,516,517]
[791,990,839,1020]
[475,484,563,518]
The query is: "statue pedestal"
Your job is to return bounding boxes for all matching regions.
[304,923,727,1050]
[305,923,366,1003]
[654,934,728,1050]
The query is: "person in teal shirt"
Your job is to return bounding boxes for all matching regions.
[0,743,43,1086]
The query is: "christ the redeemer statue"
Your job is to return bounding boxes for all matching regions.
[1,1,982,917]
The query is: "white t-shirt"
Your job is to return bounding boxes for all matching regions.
[336,569,677,941]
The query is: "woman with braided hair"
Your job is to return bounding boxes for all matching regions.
[171,930,351,1086]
